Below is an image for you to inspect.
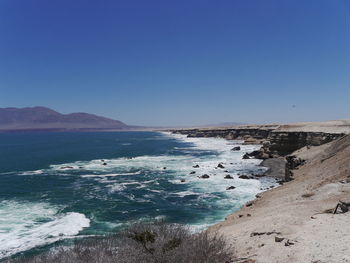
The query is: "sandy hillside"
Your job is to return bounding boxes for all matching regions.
[209,134,350,263]
[210,119,350,134]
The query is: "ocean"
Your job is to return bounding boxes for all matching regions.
[0,131,277,259]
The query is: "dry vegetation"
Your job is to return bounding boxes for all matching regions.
[7,221,233,263]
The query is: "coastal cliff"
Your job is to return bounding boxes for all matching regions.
[172,125,345,182]
[173,121,350,263]
[172,127,344,156]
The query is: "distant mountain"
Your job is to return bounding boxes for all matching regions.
[0,107,130,131]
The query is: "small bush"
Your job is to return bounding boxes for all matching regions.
[7,221,233,263]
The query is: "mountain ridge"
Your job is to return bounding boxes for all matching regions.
[0,106,130,131]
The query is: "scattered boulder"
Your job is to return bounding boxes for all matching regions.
[239,175,250,179]
[217,163,225,169]
[250,231,281,237]
[199,174,210,179]
[163,167,167,170]
[190,171,196,174]
[247,150,261,157]
[193,164,200,168]
[245,200,254,207]
[180,179,186,183]
[334,199,350,213]
[275,236,284,243]
[284,240,295,246]
[102,162,107,166]
[224,174,234,179]
[253,173,265,178]
[231,146,241,151]
[226,186,236,190]
[242,153,250,159]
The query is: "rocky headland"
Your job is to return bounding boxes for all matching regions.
[171,119,350,263]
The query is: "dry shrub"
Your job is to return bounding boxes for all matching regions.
[7,221,233,263]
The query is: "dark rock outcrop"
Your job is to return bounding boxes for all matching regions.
[217,163,225,169]
[242,153,250,159]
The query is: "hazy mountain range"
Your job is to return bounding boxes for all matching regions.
[0,106,246,131]
[0,107,130,131]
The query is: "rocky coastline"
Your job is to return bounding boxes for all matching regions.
[170,121,350,262]
[171,126,344,182]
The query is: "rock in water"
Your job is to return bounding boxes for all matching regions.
[242,153,250,159]
[217,163,225,168]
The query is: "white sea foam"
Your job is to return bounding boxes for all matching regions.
[0,200,90,259]
[13,132,277,237]
[159,132,277,206]
[18,170,44,175]
[80,171,142,178]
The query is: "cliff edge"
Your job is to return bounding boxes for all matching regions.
[208,135,350,262]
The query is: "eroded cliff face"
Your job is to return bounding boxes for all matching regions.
[268,131,343,156]
[172,128,344,156]
[172,127,346,182]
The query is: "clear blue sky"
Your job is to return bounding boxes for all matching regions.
[0,0,349,126]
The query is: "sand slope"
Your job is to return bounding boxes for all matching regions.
[210,134,350,263]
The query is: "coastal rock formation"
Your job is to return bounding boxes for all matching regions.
[217,163,225,168]
[208,133,350,263]
[172,123,346,182]
[172,126,345,156]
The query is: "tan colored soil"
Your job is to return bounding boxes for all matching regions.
[209,134,350,263]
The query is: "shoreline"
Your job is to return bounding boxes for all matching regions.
[0,131,270,261]
[170,122,350,263]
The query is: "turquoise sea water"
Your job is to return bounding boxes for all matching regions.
[0,131,276,259]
